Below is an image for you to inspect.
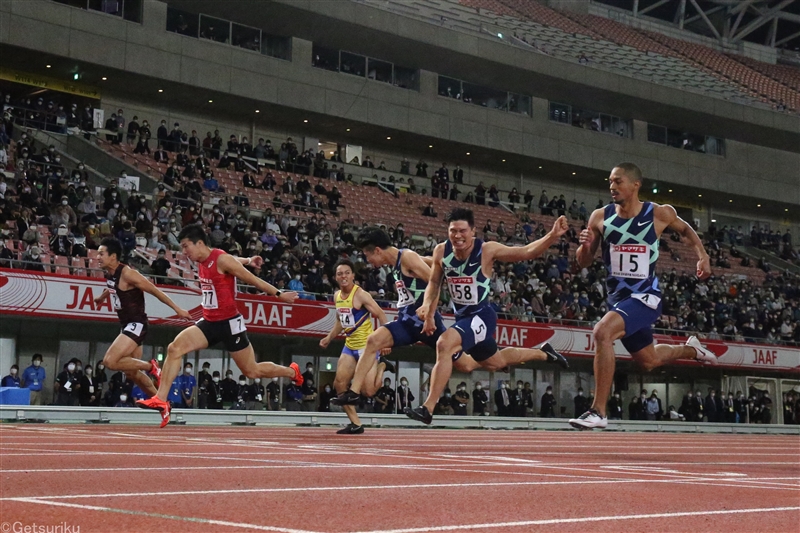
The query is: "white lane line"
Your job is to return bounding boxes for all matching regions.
[345,506,800,533]
[6,498,317,533]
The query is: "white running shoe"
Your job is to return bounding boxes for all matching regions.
[687,336,718,365]
[569,409,608,430]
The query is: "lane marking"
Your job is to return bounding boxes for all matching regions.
[345,506,800,533]
[5,498,317,533]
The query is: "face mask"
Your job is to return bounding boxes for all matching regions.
[98,364,104,370]
[401,382,408,387]
[325,387,331,392]
[239,380,246,386]
[517,385,522,390]
[184,368,192,374]
[67,364,76,372]
[213,377,220,383]
[476,385,482,390]
[578,392,583,396]
[61,200,68,206]
[34,361,41,367]
[10,369,17,375]
[85,368,92,376]
[119,395,128,402]
[272,377,279,383]
[254,379,261,384]
[501,384,507,389]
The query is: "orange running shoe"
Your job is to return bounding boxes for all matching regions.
[136,396,163,411]
[149,359,162,388]
[290,362,303,386]
[158,401,171,428]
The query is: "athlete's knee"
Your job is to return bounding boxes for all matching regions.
[101,353,116,369]
[166,342,184,360]
[435,337,458,360]
[242,366,259,380]
[592,322,616,345]
[636,356,659,372]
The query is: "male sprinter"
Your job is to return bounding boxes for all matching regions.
[137,226,304,427]
[568,163,717,430]
[406,209,569,425]
[335,227,568,407]
[94,237,191,399]
[319,258,391,434]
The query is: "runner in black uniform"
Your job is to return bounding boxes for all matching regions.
[94,238,191,398]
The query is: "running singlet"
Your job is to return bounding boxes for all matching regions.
[335,286,373,350]
[442,238,491,318]
[392,249,427,322]
[601,202,661,306]
[198,248,239,321]
[105,264,147,325]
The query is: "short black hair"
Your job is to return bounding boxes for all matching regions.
[100,237,123,260]
[446,208,474,227]
[334,258,355,273]
[357,227,392,252]
[178,225,208,245]
[615,162,643,184]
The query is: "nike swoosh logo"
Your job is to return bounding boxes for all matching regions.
[637,222,649,227]
[468,261,480,267]
[208,261,214,268]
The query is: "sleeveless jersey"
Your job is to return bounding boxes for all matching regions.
[442,238,491,318]
[335,285,373,350]
[198,248,239,321]
[105,264,147,325]
[392,249,427,323]
[601,202,661,306]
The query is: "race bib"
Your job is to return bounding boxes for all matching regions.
[470,315,487,343]
[229,315,246,335]
[89,386,95,394]
[395,280,415,308]
[201,284,218,309]
[124,322,144,337]
[610,244,649,280]
[447,276,478,306]
[338,307,355,328]
[109,290,121,311]
[631,293,661,310]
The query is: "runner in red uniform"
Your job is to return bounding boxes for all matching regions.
[94,237,191,399]
[137,226,303,426]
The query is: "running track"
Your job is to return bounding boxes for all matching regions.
[1,425,799,532]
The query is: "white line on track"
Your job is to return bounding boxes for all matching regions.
[6,498,317,533]
[344,506,800,533]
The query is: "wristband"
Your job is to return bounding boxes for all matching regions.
[274,290,282,297]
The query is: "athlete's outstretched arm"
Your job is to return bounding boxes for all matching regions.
[358,290,389,327]
[122,268,192,319]
[319,317,343,349]
[485,216,568,263]
[93,289,109,305]
[658,205,711,279]
[218,254,298,303]
[417,243,445,327]
[403,249,433,280]
[575,209,604,268]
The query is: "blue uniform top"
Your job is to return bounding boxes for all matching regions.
[601,202,661,306]
[1,375,20,387]
[21,365,45,391]
[442,238,492,318]
[392,249,429,323]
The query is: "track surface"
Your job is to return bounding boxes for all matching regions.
[1,424,799,532]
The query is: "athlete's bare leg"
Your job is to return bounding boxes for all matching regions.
[230,346,298,380]
[589,311,626,417]
[103,334,156,397]
[156,326,209,401]
[453,354,480,373]
[350,327,393,395]
[333,354,362,427]
[421,328,461,413]
[365,360,387,397]
[639,344,698,371]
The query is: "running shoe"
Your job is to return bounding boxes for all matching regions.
[158,401,171,428]
[136,396,164,411]
[687,336,718,365]
[569,409,608,430]
[379,356,396,374]
[336,423,364,434]
[332,389,361,406]
[149,358,162,388]
[541,342,569,369]
[404,405,433,425]
[289,362,304,386]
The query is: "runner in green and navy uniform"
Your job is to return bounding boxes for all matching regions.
[569,163,718,430]
[407,209,571,425]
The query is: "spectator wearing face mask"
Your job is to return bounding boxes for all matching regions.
[205,371,222,409]
[435,388,453,416]
[220,370,238,408]
[471,383,488,415]
[301,378,317,411]
[513,381,527,417]
[179,363,197,408]
[94,361,108,398]
[495,381,511,416]
[692,391,705,422]
[78,365,99,406]
[54,361,81,406]
[453,382,470,416]
[607,391,623,420]
[284,381,303,411]
[21,354,46,405]
[22,246,45,272]
[397,378,415,412]
[246,378,265,410]
[108,371,133,407]
[645,390,662,421]
[266,377,281,411]
[115,392,133,407]
[374,378,395,414]
[319,382,335,412]
[1,364,20,387]
[705,389,718,422]
[574,388,589,418]
[540,386,556,418]
[196,363,212,409]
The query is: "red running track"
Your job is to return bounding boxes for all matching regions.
[1,425,799,533]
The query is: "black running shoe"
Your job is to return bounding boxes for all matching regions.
[379,356,396,374]
[541,342,569,369]
[336,423,364,434]
[404,405,432,425]
[332,389,361,406]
